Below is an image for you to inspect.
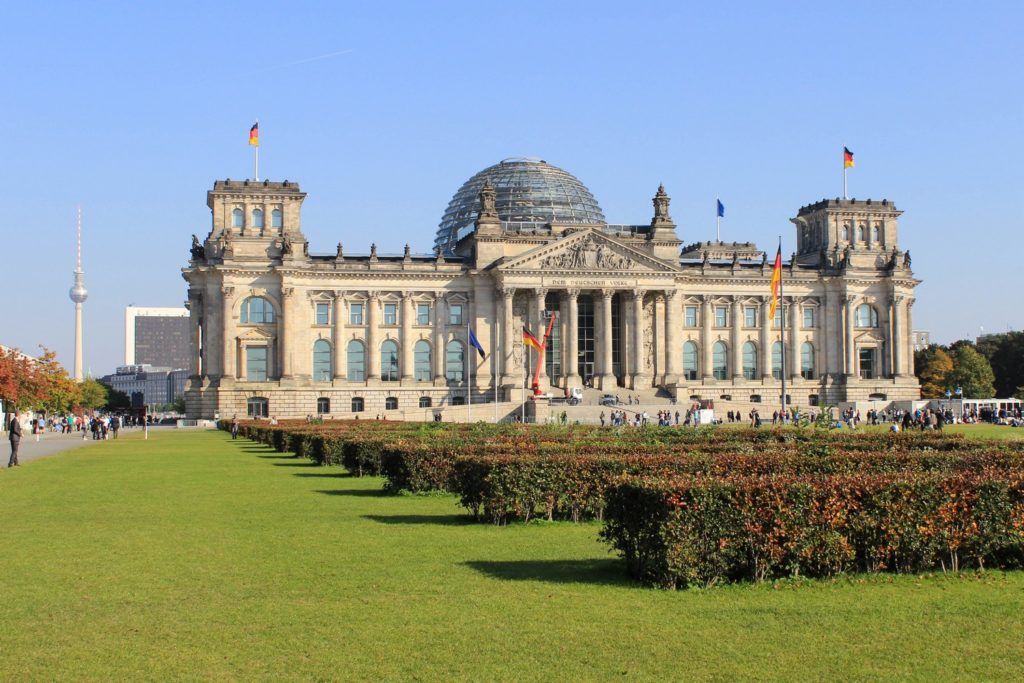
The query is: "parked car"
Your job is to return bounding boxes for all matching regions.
[599,394,619,406]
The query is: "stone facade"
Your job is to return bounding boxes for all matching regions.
[183,166,920,420]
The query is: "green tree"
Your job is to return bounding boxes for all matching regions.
[985,331,1024,398]
[946,345,996,399]
[77,379,109,411]
[915,345,954,398]
[100,382,131,410]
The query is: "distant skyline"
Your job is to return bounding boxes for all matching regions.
[2,1,1022,374]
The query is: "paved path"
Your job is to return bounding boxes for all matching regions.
[2,430,112,468]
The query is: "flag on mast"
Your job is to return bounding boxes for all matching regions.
[843,146,854,168]
[468,328,486,360]
[716,199,725,218]
[769,244,783,318]
[249,122,259,146]
[522,326,543,352]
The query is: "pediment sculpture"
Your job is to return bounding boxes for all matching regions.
[536,235,635,271]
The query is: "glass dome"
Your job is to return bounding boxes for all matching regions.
[434,158,606,253]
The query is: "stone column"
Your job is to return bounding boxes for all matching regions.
[906,298,916,375]
[564,289,580,387]
[221,286,236,380]
[500,287,516,385]
[280,286,294,379]
[366,291,381,381]
[664,290,681,385]
[759,297,771,381]
[333,292,345,380]
[534,288,548,386]
[654,294,665,385]
[433,293,447,383]
[844,296,856,378]
[790,296,802,380]
[632,290,648,388]
[891,295,904,377]
[598,289,616,389]
[730,296,742,381]
[700,295,713,381]
[188,291,202,376]
[401,292,415,382]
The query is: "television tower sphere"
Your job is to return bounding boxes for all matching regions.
[69,272,88,303]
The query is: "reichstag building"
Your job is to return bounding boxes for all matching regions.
[183,158,920,419]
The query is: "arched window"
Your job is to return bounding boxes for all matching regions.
[842,226,850,241]
[252,208,264,229]
[350,397,364,412]
[855,304,878,328]
[414,340,432,382]
[857,225,865,241]
[801,342,816,379]
[385,397,398,410]
[772,341,784,380]
[317,397,330,414]
[712,341,728,380]
[742,341,758,380]
[271,208,283,229]
[240,296,275,324]
[232,208,244,229]
[312,340,332,381]
[381,340,399,382]
[246,397,268,418]
[682,341,698,381]
[346,340,366,381]
[418,396,432,408]
[446,340,465,382]
[871,225,880,243]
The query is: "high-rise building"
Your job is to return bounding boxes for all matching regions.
[69,207,88,381]
[125,307,190,369]
[911,330,931,353]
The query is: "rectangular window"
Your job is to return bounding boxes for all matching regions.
[859,348,875,379]
[803,307,815,328]
[349,303,364,325]
[744,306,757,328]
[774,307,784,329]
[714,306,728,328]
[449,304,463,325]
[417,303,430,326]
[383,303,398,325]
[684,306,697,327]
[315,302,330,326]
[246,346,268,381]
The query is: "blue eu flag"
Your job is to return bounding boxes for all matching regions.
[717,199,725,218]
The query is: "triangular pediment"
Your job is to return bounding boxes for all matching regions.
[238,327,276,341]
[498,229,679,274]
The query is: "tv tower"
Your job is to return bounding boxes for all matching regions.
[69,206,88,381]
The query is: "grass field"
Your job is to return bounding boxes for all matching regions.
[1,429,1023,680]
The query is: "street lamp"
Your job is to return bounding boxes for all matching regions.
[954,386,964,419]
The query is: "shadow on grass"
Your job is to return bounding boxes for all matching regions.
[272,461,318,468]
[463,558,630,587]
[255,453,295,459]
[292,471,354,478]
[363,513,473,526]
[315,488,388,497]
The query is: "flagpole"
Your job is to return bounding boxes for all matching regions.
[842,146,847,200]
[467,319,472,423]
[778,235,787,422]
[254,119,260,181]
[493,319,498,423]
[716,197,721,242]
[522,344,528,423]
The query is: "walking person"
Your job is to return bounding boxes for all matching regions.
[231,415,240,440]
[8,410,22,467]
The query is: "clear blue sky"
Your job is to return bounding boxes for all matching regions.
[2,1,1022,374]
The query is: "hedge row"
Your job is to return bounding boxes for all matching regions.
[601,472,1024,588]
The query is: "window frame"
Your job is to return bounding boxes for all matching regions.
[316,397,330,414]
[383,303,398,326]
[246,346,269,381]
[684,306,698,328]
[346,340,366,381]
[742,341,758,380]
[714,306,728,328]
[448,303,464,326]
[312,339,332,382]
[744,306,757,328]
[413,340,432,382]
[712,341,728,380]
[446,340,465,382]
[380,340,399,382]
[349,302,365,326]
[315,302,330,326]
[682,341,698,381]
[416,303,431,326]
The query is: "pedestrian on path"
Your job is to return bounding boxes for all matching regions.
[8,410,22,467]
[231,415,239,440]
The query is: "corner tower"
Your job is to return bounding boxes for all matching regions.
[791,198,905,269]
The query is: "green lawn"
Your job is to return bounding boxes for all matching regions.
[2,430,1023,680]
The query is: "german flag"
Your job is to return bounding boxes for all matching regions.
[843,146,854,168]
[249,122,259,146]
[769,245,783,318]
[522,326,543,352]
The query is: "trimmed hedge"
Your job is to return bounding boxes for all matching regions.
[601,472,1024,588]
